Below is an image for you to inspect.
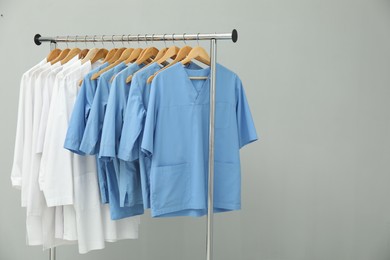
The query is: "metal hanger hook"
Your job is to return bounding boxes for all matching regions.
[197,33,200,46]
[151,34,155,45]
[121,35,125,46]
[144,34,148,46]
[111,35,115,47]
[93,35,97,47]
[84,35,88,48]
[183,33,187,45]
[137,34,140,47]
[101,35,105,47]
[127,34,131,46]
[163,34,167,48]
[172,33,175,45]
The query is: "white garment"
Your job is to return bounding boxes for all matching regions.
[14,57,140,253]
[42,60,84,245]
[39,57,80,192]
[61,60,140,253]
[26,57,80,246]
[11,58,47,190]
[40,59,81,206]
[11,59,50,208]
[36,59,77,155]
[26,64,60,245]
[39,62,71,250]
[26,57,80,247]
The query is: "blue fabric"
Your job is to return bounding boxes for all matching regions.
[64,62,110,203]
[79,62,144,220]
[141,63,258,217]
[99,63,145,216]
[78,62,127,206]
[118,62,201,209]
[79,62,127,154]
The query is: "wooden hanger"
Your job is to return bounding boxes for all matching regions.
[124,48,143,64]
[50,48,71,64]
[79,49,89,59]
[90,48,133,80]
[47,49,62,62]
[81,48,98,64]
[79,48,109,86]
[135,47,158,65]
[102,48,118,63]
[107,47,126,64]
[147,46,192,83]
[108,48,135,82]
[181,46,210,66]
[125,47,164,84]
[89,48,108,64]
[60,48,81,65]
[153,47,168,62]
[155,46,180,65]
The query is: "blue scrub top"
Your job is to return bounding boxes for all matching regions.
[141,63,258,217]
[118,62,202,209]
[99,63,145,211]
[79,62,127,154]
[64,62,110,155]
[80,62,144,220]
[77,63,127,205]
[64,62,110,203]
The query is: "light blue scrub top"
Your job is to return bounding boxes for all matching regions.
[79,62,143,220]
[141,63,258,217]
[118,62,202,209]
[64,62,110,203]
[99,63,144,212]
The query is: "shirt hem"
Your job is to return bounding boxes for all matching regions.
[45,197,74,207]
[151,203,241,217]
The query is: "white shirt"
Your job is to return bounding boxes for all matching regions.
[14,57,140,253]
[11,58,47,190]
[26,63,61,245]
[37,58,79,250]
[24,57,79,247]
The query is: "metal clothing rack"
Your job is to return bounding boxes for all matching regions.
[34,30,238,260]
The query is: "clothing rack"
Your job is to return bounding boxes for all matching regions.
[34,30,238,260]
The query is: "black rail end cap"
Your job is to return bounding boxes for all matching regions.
[34,34,42,45]
[232,29,238,43]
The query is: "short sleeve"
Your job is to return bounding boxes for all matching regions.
[118,77,145,161]
[99,77,123,160]
[79,77,109,155]
[64,77,89,155]
[141,76,159,157]
[235,76,258,148]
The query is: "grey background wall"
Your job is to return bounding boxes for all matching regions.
[1,0,390,259]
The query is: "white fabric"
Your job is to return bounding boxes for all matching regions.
[13,57,140,253]
[26,64,60,245]
[25,56,79,247]
[40,59,81,206]
[11,58,47,190]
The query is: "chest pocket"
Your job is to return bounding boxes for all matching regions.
[215,102,233,129]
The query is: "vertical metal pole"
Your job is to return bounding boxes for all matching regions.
[206,38,217,260]
[49,247,56,260]
[49,41,57,260]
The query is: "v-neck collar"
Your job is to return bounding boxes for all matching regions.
[178,63,211,102]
